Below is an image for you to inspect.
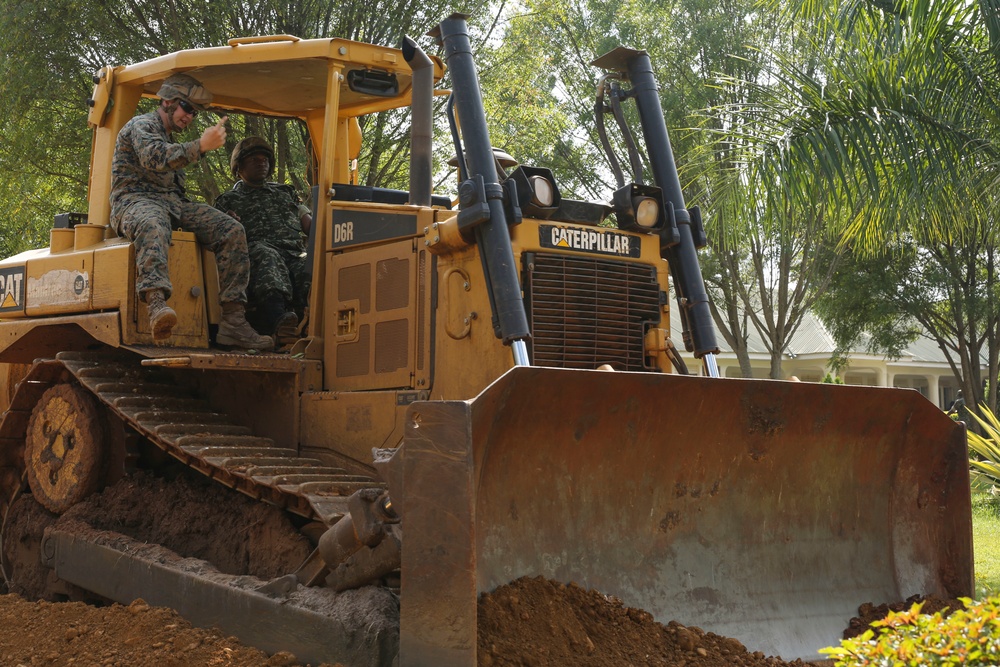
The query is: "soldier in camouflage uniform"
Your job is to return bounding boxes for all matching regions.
[109,73,272,350]
[215,137,312,343]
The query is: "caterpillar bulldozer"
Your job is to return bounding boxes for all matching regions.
[0,13,973,666]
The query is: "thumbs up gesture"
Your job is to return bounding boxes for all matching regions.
[199,115,229,153]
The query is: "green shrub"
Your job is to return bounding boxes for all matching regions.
[968,406,1000,488]
[821,597,1000,666]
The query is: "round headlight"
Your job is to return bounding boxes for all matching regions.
[529,175,555,207]
[634,197,660,228]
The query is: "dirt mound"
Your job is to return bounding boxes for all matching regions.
[844,594,967,639]
[0,594,328,666]
[477,576,810,667]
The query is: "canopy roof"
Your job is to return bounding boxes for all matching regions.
[115,36,445,118]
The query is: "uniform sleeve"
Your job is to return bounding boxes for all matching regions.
[130,120,201,172]
[214,191,234,212]
[278,184,312,220]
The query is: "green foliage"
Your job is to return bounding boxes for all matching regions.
[973,491,1000,597]
[740,0,1000,416]
[727,0,1000,248]
[822,372,844,384]
[821,597,1000,666]
[968,406,1000,488]
[812,245,922,359]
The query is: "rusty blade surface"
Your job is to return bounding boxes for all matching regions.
[400,366,972,665]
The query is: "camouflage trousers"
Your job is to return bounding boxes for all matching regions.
[248,243,311,312]
[116,198,250,304]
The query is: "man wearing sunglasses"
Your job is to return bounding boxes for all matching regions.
[109,73,273,350]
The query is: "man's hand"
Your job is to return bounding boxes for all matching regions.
[199,115,229,153]
[226,210,242,222]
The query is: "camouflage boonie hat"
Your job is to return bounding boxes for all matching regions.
[157,73,213,110]
[230,137,275,176]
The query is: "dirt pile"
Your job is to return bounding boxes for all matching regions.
[0,574,820,667]
[844,593,967,639]
[477,576,812,667]
[0,594,330,666]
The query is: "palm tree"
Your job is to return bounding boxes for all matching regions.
[702,0,1000,412]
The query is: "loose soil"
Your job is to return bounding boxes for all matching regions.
[0,594,321,666]
[843,593,966,639]
[477,576,812,667]
[0,468,960,666]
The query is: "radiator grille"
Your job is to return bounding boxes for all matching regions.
[526,253,662,371]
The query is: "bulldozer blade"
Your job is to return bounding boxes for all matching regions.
[399,367,972,664]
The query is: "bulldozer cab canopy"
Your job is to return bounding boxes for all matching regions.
[119,36,441,117]
[86,35,445,226]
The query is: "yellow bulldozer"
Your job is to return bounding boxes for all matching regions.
[0,13,973,666]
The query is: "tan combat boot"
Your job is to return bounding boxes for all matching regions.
[217,302,274,350]
[146,290,177,340]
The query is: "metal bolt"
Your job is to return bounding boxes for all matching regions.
[42,536,56,562]
[339,47,347,55]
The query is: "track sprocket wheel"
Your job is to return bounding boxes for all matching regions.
[24,384,106,514]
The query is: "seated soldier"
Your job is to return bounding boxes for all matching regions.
[215,137,312,344]
[111,74,272,350]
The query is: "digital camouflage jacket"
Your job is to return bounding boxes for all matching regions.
[110,111,203,227]
[214,180,309,254]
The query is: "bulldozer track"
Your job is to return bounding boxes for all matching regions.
[45,349,382,525]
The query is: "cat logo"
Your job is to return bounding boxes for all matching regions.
[0,266,25,313]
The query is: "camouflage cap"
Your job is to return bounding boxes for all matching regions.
[230,136,275,176]
[157,73,213,111]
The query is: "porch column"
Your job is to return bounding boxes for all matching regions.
[928,374,941,408]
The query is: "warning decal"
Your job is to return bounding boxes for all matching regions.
[27,269,90,308]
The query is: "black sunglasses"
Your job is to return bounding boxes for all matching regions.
[177,99,198,116]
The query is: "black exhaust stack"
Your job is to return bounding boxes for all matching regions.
[431,14,531,364]
[402,36,434,207]
[594,48,719,368]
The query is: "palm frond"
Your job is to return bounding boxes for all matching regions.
[699,0,1000,253]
